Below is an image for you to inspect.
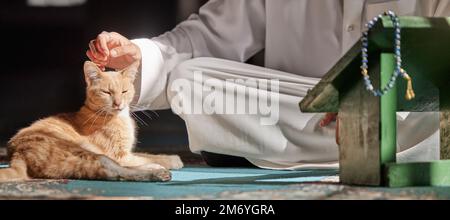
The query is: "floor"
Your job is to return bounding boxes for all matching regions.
[1,148,450,200]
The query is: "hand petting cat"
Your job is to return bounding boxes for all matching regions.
[87,31,142,71]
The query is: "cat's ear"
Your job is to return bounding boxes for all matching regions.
[121,61,140,82]
[84,61,102,86]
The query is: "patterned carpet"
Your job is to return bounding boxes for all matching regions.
[1,148,450,200]
[0,166,338,199]
[1,165,450,200]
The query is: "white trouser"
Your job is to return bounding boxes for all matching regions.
[157,57,440,170]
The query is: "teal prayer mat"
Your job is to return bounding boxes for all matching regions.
[0,166,337,199]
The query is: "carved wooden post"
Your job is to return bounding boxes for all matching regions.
[301,17,450,187]
[339,53,397,186]
[440,112,450,159]
[339,77,381,185]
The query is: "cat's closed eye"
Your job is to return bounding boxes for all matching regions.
[122,90,128,94]
[102,90,112,95]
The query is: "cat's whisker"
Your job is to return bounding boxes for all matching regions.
[88,112,101,131]
[136,113,149,126]
[131,112,148,126]
[150,110,160,118]
[130,104,149,109]
[102,110,109,127]
[129,105,146,112]
[140,111,154,121]
[89,108,107,131]
[136,117,149,126]
[130,106,159,123]
[82,108,105,125]
[129,105,160,120]
[83,110,101,126]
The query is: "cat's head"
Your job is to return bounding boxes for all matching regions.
[83,61,139,114]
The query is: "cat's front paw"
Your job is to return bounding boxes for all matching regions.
[161,155,184,170]
[154,169,172,182]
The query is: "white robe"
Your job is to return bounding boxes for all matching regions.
[131,0,450,169]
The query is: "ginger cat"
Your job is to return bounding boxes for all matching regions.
[0,61,183,182]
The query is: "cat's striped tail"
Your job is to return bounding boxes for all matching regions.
[0,155,28,182]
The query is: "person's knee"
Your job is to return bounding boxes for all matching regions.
[168,59,195,100]
[169,58,207,83]
[167,58,204,114]
[168,58,214,95]
[167,57,230,114]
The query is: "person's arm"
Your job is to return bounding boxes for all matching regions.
[132,0,266,109]
[418,0,450,16]
[87,0,266,110]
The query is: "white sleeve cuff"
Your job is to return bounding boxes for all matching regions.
[131,38,166,110]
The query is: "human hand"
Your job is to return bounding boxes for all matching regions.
[86,31,142,70]
[319,113,340,145]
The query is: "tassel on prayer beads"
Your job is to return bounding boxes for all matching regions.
[401,70,415,100]
[360,11,415,101]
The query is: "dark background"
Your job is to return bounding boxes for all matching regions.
[0,0,208,155]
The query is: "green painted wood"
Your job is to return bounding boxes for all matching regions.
[338,58,381,186]
[440,112,450,159]
[300,16,449,113]
[371,16,445,111]
[380,53,397,165]
[384,160,450,187]
[338,54,397,186]
[299,43,361,113]
[299,16,450,187]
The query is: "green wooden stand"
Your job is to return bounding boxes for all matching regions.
[300,16,450,187]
